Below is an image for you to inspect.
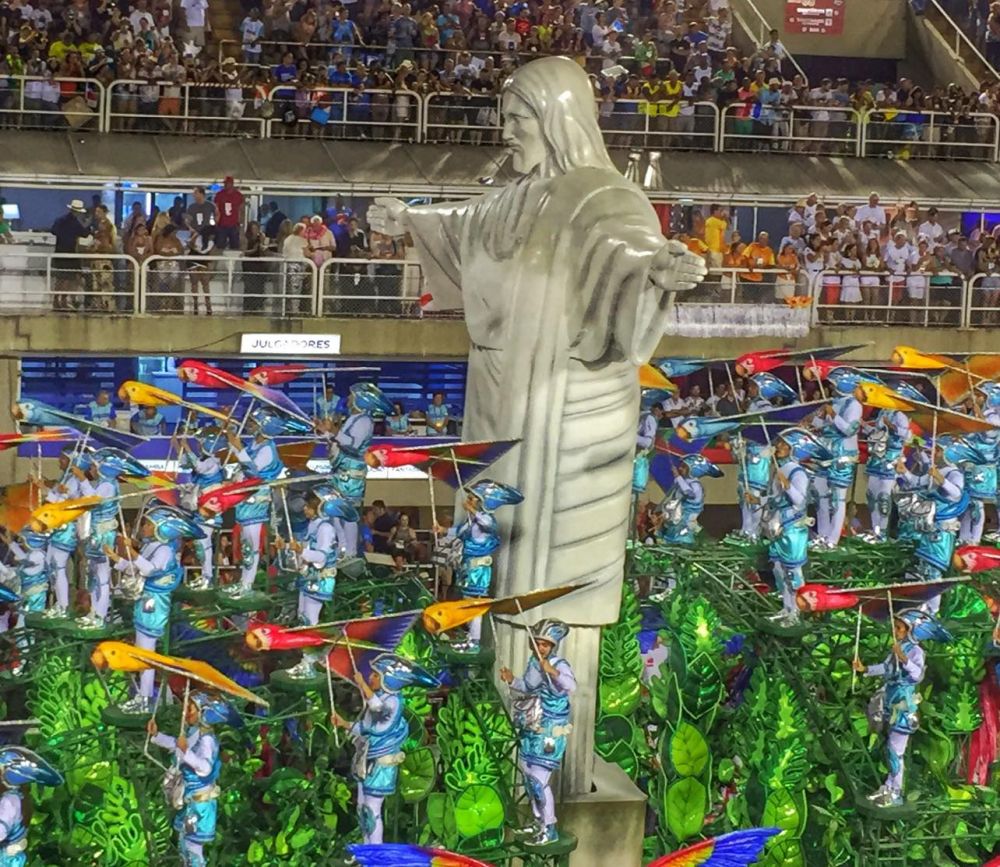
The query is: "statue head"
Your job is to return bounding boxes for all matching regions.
[501,56,616,178]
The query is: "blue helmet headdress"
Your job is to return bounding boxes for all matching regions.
[467,480,524,512]
[750,372,796,403]
[826,366,882,396]
[196,426,227,455]
[777,427,832,462]
[978,382,1000,409]
[249,407,311,437]
[0,746,64,788]
[940,436,986,467]
[190,691,242,727]
[530,618,570,649]
[61,446,92,472]
[681,453,723,479]
[895,607,953,643]
[371,654,439,692]
[350,383,394,416]
[146,506,206,543]
[641,389,672,410]
[93,447,149,480]
[19,526,49,550]
[314,484,360,522]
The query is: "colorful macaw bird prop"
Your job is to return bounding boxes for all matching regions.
[347,844,494,867]
[954,545,1000,573]
[639,363,678,393]
[90,640,269,707]
[11,399,144,449]
[29,495,102,531]
[0,481,41,534]
[118,380,231,423]
[985,856,1000,867]
[0,429,77,451]
[197,478,264,515]
[0,585,18,604]
[855,382,997,436]
[365,440,520,488]
[422,582,592,635]
[733,344,867,377]
[673,401,825,445]
[796,579,967,618]
[247,363,379,386]
[653,347,867,379]
[176,359,310,422]
[245,611,419,685]
[645,827,780,867]
[891,346,1000,406]
[126,471,183,507]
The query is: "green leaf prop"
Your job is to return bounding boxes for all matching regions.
[762,785,805,838]
[453,785,505,838]
[599,674,642,716]
[664,778,706,842]
[400,747,437,803]
[669,722,710,778]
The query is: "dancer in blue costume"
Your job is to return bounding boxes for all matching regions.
[177,428,225,590]
[276,486,357,678]
[332,383,394,556]
[441,479,523,652]
[148,691,239,867]
[334,654,437,845]
[633,402,662,496]
[39,446,88,618]
[654,454,722,546]
[0,747,63,866]
[854,608,951,807]
[895,438,969,615]
[107,507,203,713]
[863,405,913,542]
[762,427,828,625]
[501,619,577,846]
[225,409,287,598]
[734,439,771,542]
[72,448,149,629]
[811,367,864,548]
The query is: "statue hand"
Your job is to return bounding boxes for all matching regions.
[649,240,708,293]
[369,197,408,237]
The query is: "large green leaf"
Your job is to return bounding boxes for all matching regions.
[426,792,457,848]
[669,722,709,778]
[762,785,805,837]
[599,674,642,716]
[664,778,706,842]
[453,785,505,838]
[400,747,437,803]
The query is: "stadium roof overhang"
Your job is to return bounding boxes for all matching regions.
[1,131,998,209]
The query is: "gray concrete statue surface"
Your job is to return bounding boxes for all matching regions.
[368,55,706,796]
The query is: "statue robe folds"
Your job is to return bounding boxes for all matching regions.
[406,166,676,794]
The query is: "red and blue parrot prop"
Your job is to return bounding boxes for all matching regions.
[347,844,493,866]
[646,828,780,867]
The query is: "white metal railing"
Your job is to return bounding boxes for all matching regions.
[597,100,720,150]
[140,255,317,315]
[265,86,420,141]
[422,92,501,145]
[317,257,425,317]
[105,80,268,137]
[0,76,104,131]
[967,271,1000,326]
[695,266,802,304]
[0,251,999,326]
[811,268,965,327]
[0,251,138,312]
[861,108,999,161]
[721,104,862,156]
[926,0,1000,82]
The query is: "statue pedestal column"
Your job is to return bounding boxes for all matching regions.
[558,756,646,867]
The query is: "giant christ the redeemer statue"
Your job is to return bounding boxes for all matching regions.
[369,56,706,795]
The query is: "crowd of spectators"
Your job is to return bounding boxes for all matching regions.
[40,179,421,314]
[3,0,1000,153]
[680,191,1000,325]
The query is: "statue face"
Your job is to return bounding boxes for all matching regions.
[501,91,545,176]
